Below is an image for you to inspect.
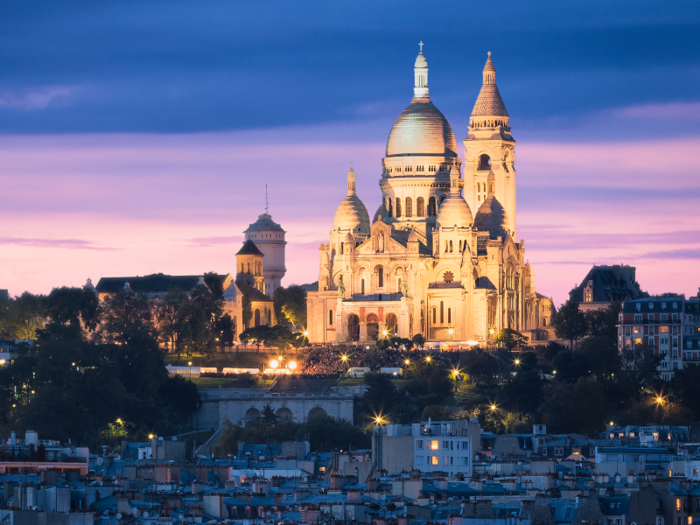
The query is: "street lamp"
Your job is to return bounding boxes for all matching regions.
[514,359,520,366]
[490,404,497,411]
[270,359,279,369]
[149,434,155,440]
[404,359,410,366]
[451,369,460,379]
[188,361,193,378]
[288,361,298,371]
[303,331,309,337]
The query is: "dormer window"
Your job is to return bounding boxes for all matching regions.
[636,303,641,311]
[662,302,667,309]
[672,302,678,309]
[649,303,654,310]
[585,292,592,302]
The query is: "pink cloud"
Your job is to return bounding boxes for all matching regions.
[0,131,697,306]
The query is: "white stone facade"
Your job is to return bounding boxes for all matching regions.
[307,48,553,345]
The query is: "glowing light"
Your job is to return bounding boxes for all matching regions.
[303,331,309,337]
[0,359,5,365]
[188,361,192,367]
[552,370,557,375]
[490,404,497,411]
[288,361,297,370]
[116,418,122,424]
[489,328,495,335]
[374,415,386,425]
[514,359,520,365]
[655,396,664,405]
[382,330,388,336]
[448,329,454,335]
[404,359,410,365]
[149,434,154,439]
[341,354,348,362]
[609,422,614,426]
[451,369,460,378]
[278,355,285,362]
[270,359,279,369]
[426,356,431,362]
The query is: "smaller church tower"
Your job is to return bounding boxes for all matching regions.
[235,240,265,294]
[464,52,517,238]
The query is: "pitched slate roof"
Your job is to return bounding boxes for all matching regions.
[96,273,227,295]
[236,240,264,256]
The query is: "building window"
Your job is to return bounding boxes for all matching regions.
[361,279,365,295]
[417,197,425,217]
[428,165,436,172]
[635,314,642,323]
[406,197,413,217]
[416,440,423,449]
[405,165,412,172]
[428,197,437,217]
[377,267,384,288]
[440,301,444,324]
[395,198,402,218]
[430,456,438,465]
[585,292,592,302]
[432,308,436,324]
[448,308,452,324]
[430,440,439,450]
[386,197,393,217]
[329,310,334,326]
[478,154,491,170]
[416,165,424,172]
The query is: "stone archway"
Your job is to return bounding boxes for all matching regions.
[366,314,379,341]
[245,407,261,426]
[385,313,398,336]
[276,407,293,423]
[347,314,360,342]
[308,407,327,419]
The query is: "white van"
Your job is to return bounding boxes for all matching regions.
[347,367,371,378]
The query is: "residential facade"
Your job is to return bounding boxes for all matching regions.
[617,293,700,380]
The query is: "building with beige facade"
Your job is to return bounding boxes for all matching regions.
[306,48,554,346]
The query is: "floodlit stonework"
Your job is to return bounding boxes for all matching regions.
[307,48,554,346]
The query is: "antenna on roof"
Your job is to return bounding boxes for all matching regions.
[265,184,269,214]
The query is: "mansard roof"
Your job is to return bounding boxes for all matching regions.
[569,265,645,303]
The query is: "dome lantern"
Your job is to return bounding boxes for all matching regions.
[414,42,428,98]
[333,164,370,233]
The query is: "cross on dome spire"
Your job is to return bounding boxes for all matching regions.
[419,41,424,52]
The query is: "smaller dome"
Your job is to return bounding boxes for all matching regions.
[344,232,355,243]
[474,195,510,239]
[408,229,419,242]
[415,52,427,69]
[333,166,371,233]
[372,204,385,224]
[436,195,473,228]
[436,164,473,228]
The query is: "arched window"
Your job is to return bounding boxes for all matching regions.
[417,197,425,217]
[247,262,250,273]
[449,240,453,252]
[405,197,412,217]
[458,240,462,252]
[432,308,436,324]
[478,154,491,171]
[395,198,402,218]
[428,197,437,217]
[340,242,344,255]
[477,182,481,192]
[448,307,452,324]
[254,308,261,327]
[361,278,365,295]
[385,313,398,335]
[440,301,444,324]
[386,197,392,217]
[329,309,334,325]
[377,267,384,288]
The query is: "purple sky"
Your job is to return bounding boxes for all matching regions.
[0,1,699,305]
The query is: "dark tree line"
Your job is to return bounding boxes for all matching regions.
[0,285,201,449]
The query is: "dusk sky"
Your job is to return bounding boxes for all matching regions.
[1,0,699,305]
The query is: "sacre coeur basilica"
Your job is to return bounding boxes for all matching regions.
[306,47,555,346]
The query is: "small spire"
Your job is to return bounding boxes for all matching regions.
[483,52,496,85]
[347,164,356,195]
[449,164,460,195]
[265,184,269,214]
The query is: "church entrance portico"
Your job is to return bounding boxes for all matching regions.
[337,298,414,343]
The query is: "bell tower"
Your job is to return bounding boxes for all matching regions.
[463,52,517,239]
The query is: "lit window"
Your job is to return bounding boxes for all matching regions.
[430,440,439,450]
[431,456,439,465]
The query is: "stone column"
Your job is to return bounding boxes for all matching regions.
[359,323,367,343]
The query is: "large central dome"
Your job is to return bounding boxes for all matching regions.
[385,50,458,158]
[386,96,458,157]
